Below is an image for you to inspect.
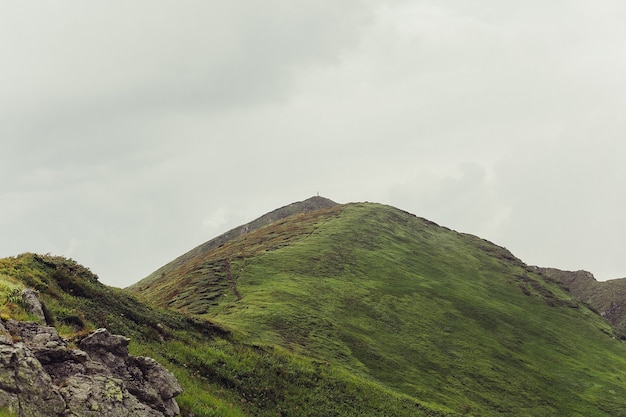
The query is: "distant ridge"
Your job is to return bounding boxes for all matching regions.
[131,196,338,290]
[536,267,626,336]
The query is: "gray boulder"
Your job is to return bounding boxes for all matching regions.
[79,328,182,417]
[0,320,182,417]
[0,320,66,415]
[20,289,47,324]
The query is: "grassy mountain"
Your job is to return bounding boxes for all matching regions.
[128,198,626,416]
[537,267,626,336]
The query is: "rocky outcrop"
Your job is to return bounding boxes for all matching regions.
[536,267,626,336]
[0,320,181,416]
[0,321,66,416]
[20,289,47,324]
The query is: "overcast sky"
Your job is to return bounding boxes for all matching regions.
[2,1,625,287]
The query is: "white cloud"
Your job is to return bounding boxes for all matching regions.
[387,162,511,241]
[2,0,626,285]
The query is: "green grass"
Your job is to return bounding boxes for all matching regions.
[0,252,452,416]
[131,334,454,417]
[134,202,626,416]
[5,201,626,415]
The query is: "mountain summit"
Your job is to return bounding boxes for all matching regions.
[130,196,338,307]
[131,196,337,288]
[129,199,626,416]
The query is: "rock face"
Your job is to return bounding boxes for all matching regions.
[0,320,182,416]
[20,288,47,324]
[535,267,626,335]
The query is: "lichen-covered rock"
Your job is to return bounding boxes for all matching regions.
[79,328,182,417]
[79,328,130,356]
[0,322,66,416]
[60,375,162,417]
[0,319,182,416]
[132,356,182,417]
[4,320,70,365]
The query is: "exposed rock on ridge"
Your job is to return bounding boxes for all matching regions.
[535,266,626,336]
[0,319,181,416]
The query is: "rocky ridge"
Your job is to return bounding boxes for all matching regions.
[535,266,626,336]
[0,291,181,416]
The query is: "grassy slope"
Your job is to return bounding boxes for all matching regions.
[130,204,344,313]
[132,196,338,293]
[0,253,451,417]
[134,202,626,416]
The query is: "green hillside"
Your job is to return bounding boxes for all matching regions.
[129,200,626,416]
[0,253,455,417]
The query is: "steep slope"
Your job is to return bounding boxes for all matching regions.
[132,201,626,416]
[537,267,626,336]
[131,196,337,298]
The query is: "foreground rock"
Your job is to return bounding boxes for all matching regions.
[0,320,181,416]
